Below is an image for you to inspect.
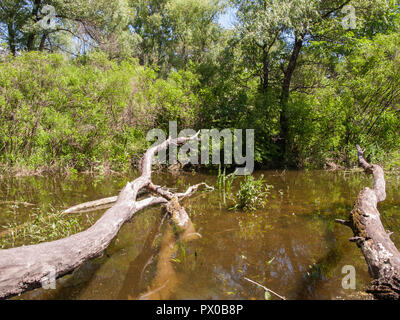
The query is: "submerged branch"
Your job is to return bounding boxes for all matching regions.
[244,277,286,300]
[62,196,118,214]
[138,196,201,300]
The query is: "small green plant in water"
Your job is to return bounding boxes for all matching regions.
[232,175,272,211]
[216,166,236,204]
[216,166,236,192]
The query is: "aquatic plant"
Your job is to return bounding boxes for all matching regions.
[0,209,92,249]
[216,166,236,192]
[215,166,237,204]
[232,175,273,211]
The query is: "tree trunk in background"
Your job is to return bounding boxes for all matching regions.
[7,23,16,56]
[262,45,269,93]
[279,35,304,165]
[26,0,42,51]
[39,32,47,51]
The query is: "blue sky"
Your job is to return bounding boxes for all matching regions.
[218,7,237,29]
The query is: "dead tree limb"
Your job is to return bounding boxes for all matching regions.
[336,145,400,300]
[0,133,210,300]
[62,196,119,214]
[60,177,213,215]
[1,195,129,239]
[61,189,151,214]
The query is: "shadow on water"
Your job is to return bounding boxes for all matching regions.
[117,213,164,299]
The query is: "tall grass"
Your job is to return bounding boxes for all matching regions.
[216,165,236,204]
[0,209,93,249]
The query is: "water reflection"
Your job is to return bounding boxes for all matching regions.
[1,170,399,300]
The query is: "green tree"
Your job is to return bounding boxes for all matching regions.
[229,0,396,165]
[0,0,138,58]
[0,0,29,55]
[128,0,224,73]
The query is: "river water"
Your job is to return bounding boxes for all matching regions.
[1,170,399,300]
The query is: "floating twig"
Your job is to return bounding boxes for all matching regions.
[244,277,286,300]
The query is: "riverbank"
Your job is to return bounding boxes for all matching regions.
[1,52,399,177]
[1,159,400,179]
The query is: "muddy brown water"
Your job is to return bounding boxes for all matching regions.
[1,170,399,300]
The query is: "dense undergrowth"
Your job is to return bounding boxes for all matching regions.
[0,47,399,177]
[0,52,200,176]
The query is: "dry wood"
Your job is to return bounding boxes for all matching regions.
[336,145,400,300]
[62,196,118,214]
[58,180,212,216]
[0,201,34,207]
[244,277,286,300]
[61,189,152,214]
[0,133,208,300]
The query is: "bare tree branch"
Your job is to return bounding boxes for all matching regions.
[0,133,205,299]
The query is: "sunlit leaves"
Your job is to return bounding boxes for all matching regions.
[232,175,273,211]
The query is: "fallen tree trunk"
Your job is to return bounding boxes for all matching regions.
[336,145,400,300]
[0,133,211,300]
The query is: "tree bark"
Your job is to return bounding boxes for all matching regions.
[39,32,47,52]
[262,44,269,93]
[26,0,42,51]
[0,133,210,300]
[336,145,400,300]
[279,34,304,164]
[7,23,16,56]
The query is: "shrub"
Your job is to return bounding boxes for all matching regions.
[0,51,201,175]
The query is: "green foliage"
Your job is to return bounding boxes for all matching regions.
[290,32,400,168]
[216,165,236,204]
[232,175,273,211]
[0,0,139,58]
[0,51,201,174]
[216,166,236,192]
[1,1,400,172]
[0,209,92,249]
[129,0,224,73]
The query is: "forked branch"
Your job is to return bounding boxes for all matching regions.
[0,133,209,299]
